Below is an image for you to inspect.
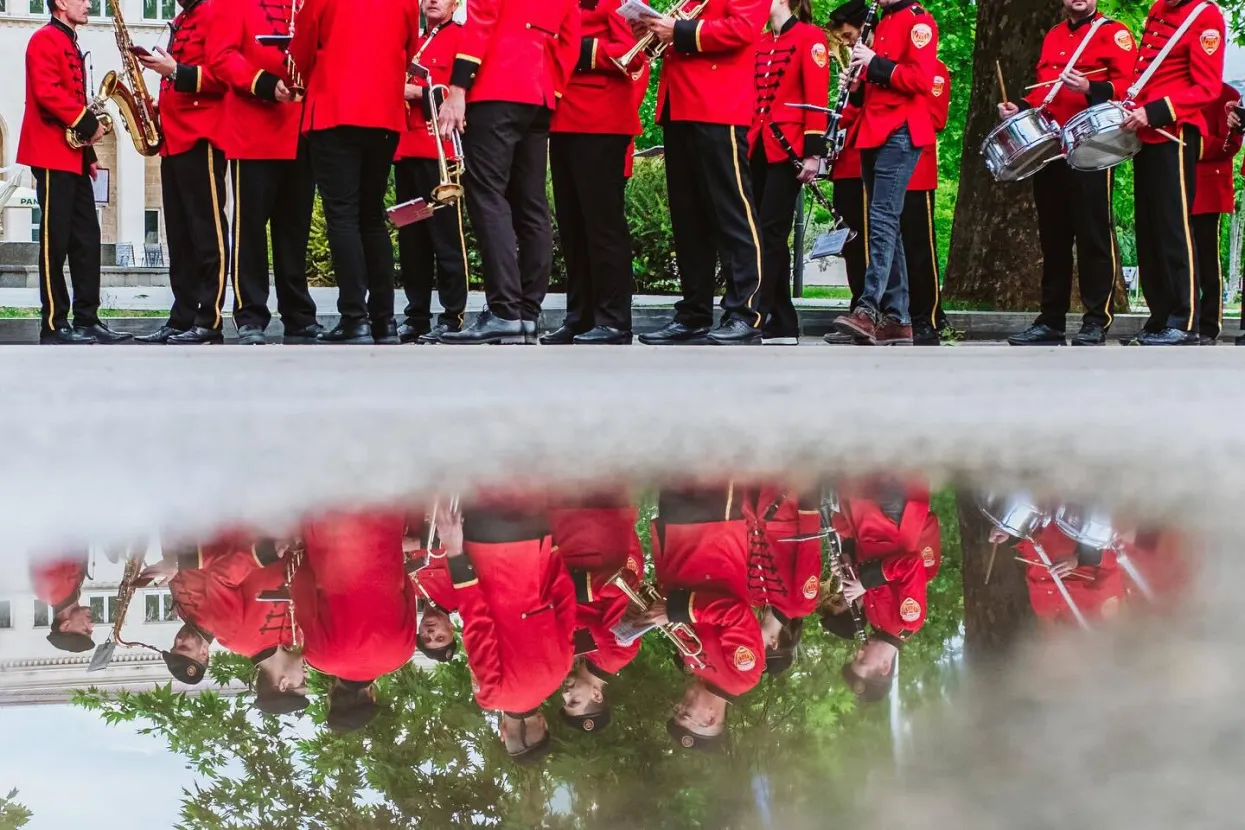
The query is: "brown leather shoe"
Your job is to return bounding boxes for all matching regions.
[831,308,877,344]
[875,318,913,346]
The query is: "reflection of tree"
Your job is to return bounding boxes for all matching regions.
[957,489,1035,659]
[0,790,31,830]
[71,489,969,829]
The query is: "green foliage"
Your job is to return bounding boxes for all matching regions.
[0,790,31,830]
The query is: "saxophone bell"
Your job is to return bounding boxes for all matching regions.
[65,75,116,150]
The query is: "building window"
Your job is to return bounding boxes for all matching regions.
[144,209,160,245]
[33,601,50,629]
[144,590,176,623]
[0,601,11,629]
[30,208,41,243]
[142,0,174,18]
[88,0,113,16]
[28,0,41,13]
[89,595,114,624]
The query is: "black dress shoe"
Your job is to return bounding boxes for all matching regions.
[418,322,461,344]
[539,324,580,345]
[912,322,941,346]
[441,310,524,345]
[1137,327,1200,346]
[168,326,224,345]
[522,320,538,345]
[708,318,761,345]
[398,321,430,344]
[1071,323,1106,346]
[135,325,186,344]
[1199,334,1218,346]
[1007,323,1066,346]
[316,322,375,345]
[283,322,324,345]
[573,325,633,345]
[40,326,97,345]
[237,324,267,346]
[373,319,400,345]
[76,322,133,344]
[1235,333,1245,346]
[637,320,711,345]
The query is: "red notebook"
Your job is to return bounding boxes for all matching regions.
[387,199,435,227]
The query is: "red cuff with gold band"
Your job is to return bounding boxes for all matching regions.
[450,54,482,91]
[577,36,598,72]
[69,107,99,144]
[173,64,202,94]
[251,70,281,102]
[570,569,593,603]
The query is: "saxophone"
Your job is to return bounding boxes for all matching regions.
[65,77,115,150]
[106,0,163,156]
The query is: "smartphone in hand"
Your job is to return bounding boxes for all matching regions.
[128,44,152,58]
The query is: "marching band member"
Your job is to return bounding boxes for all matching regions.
[18,0,132,345]
[829,478,940,703]
[394,0,470,345]
[207,0,321,346]
[747,487,822,675]
[829,0,940,347]
[634,0,771,346]
[747,0,830,346]
[135,0,230,346]
[825,0,869,345]
[289,0,422,345]
[543,0,648,346]
[1191,84,1242,345]
[549,492,645,733]
[30,552,94,652]
[438,0,581,345]
[1121,0,1225,346]
[998,0,1135,347]
[903,57,950,346]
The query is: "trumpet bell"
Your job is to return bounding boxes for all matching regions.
[432,182,465,206]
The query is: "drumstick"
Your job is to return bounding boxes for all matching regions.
[1014,557,1095,580]
[995,60,1008,102]
[1109,101,1185,146]
[1024,67,1107,90]
[984,541,999,585]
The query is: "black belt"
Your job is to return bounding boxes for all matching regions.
[657,488,745,526]
[463,507,550,544]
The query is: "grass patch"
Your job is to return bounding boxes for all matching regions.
[797,286,853,301]
[0,307,167,319]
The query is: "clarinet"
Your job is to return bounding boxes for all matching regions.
[823,0,880,180]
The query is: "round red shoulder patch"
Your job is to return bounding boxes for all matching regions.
[900,597,921,622]
[910,23,933,49]
[1113,29,1133,51]
[625,557,640,574]
[802,575,820,600]
[1201,29,1222,56]
[733,646,757,672]
[932,76,945,98]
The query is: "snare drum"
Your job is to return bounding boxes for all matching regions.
[1061,103,1142,172]
[1052,504,1117,550]
[979,493,1050,539]
[981,109,1063,182]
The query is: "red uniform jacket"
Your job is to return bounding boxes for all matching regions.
[549,504,646,675]
[159,0,226,156]
[169,536,276,642]
[293,511,418,681]
[832,485,940,640]
[854,0,939,150]
[224,563,297,658]
[750,490,823,620]
[832,102,862,181]
[908,58,949,191]
[424,536,576,713]
[30,554,87,609]
[655,0,769,127]
[1132,0,1225,145]
[450,0,580,109]
[748,17,830,163]
[17,20,99,174]
[1022,13,1136,127]
[551,0,648,136]
[653,506,765,697]
[1117,527,1193,611]
[396,21,463,161]
[1019,525,1126,625]
[206,0,304,160]
[290,0,420,134]
[1194,83,1241,216]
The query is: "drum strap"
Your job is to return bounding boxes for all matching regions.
[1041,16,1110,108]
[1126,1,1215,100]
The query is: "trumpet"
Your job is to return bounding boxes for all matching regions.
[66,76,115,150]
[410,63,465,210]
[612,0,707,74]
[606,570,706,670]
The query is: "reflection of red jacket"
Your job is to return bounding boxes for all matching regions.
[294,511,418,681]
[550,503,645,675]
[833,484,939,640]
[654,488,764,697]
[1118,528,1193,611]
[1018,524,1125,624]
[751,489,823,619]
[170,535,274,640]
[30,554,88,609]
[1193,83,1242,216]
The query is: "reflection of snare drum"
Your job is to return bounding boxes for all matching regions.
[980,492,1049,539]
[1053,504,1117,550]
[1061,103,1142,172]
[981,109,1063,182]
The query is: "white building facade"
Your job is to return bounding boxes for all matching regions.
[0,0,175,251]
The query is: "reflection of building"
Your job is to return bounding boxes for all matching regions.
[0,543,239,705]
[0,0,175,254]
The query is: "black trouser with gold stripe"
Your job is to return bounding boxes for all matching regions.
[550,132,635,333]
[833,177,866,311]
[1134,126,1201,333]
[1032,161,1115,332]
[229,146,318,332]
[162,140,228,332]
[663,119,762,329]
[32,166,101,336]
[393,157,469,329]
[902,189,948,332]
[1192,212,1224,340]
[749,149,802,338]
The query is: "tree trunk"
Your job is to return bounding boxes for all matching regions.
[958,489,1035,661]
[944,0,1063,309]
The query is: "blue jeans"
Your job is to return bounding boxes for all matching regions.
[861,127,922,325]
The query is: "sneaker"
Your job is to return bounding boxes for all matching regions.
[761,333,799,346]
